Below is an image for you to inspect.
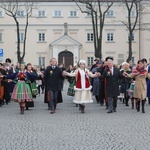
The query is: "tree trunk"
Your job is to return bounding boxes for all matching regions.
[126,32,133,62]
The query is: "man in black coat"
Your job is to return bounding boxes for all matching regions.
[44,58,64,114]
[101,57,123,113]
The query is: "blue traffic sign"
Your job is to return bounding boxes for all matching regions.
[0,49,3,57]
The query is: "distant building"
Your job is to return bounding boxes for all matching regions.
[0,0,150,68]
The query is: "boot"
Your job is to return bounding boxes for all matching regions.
[22,107,24,114]
[148,98,150,105]
[142,100,145,113]
[81,105,85,113]
[131,98,134,109]
[126,98,129,106]
[136,100,138,110]
[123,98,125,104]
[20,106,22,114]
[106,102,108,109]
[137,101,140,112]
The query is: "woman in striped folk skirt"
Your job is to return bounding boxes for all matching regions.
[7,63,33,114]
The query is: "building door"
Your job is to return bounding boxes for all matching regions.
[58,51,73,69]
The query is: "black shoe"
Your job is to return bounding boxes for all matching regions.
[100,103,104,106]
[107,110,113,113]
[26,107,29,110]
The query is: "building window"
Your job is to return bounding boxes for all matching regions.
[87,33,94,42]
[54,11,62,17]
[106,10,114,17]
[38,33,45,42]
[38,11,46,17]
[118,54,124,65]
[107,33,114,42]
[0,33,2,42]
[87,57,94,66]
[131,10,136,17]
[19,33,24,42]
[39,56,45,67]
[0,11,3,17]
[70,11,77,17]
[17,11,24,17]
[128,33,134,41]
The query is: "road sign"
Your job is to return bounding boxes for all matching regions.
[0,49,3,57]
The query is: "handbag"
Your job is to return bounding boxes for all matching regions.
[30,82,38,96]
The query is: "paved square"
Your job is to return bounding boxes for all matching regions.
[0,81,150,150]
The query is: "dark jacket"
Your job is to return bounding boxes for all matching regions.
[102,67,122,97]
[44,66,64,91]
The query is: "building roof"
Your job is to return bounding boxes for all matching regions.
[50,34,82,47]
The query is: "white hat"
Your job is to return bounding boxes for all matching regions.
[79,60,86,64]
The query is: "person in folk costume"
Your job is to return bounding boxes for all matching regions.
[100,57,123,113]
[91,60,103,103]
[25,63,39,110]
[0,63,6,107]
[3,58,15,105]
[64,60,98,113]
[67,64,77,97]
[5,63,38,114]
[125,60,150,113]
[44,58,64,114]
[120,62,132,107]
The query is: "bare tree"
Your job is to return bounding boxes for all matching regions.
[121,0,141,62]
[74,0,113,59]
[0,0,36,63]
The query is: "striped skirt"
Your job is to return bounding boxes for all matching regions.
[11,81,33,102]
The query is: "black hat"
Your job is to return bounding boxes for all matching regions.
[5,58,11,63]
[105,56,113,61]
[96,60,103,64]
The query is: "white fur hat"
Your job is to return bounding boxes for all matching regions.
[79,60,86,64]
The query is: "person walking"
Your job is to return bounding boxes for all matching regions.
[64,60,98,113]
[44,58,64,114]
[120,62,132,107]
[100,57,123,113]
[6,63,38,114]
[126,60,150,113]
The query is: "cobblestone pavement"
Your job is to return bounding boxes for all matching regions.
[1,81,150,150]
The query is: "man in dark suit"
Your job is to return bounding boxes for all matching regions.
[101,57,122,113]
[44,58,64,114]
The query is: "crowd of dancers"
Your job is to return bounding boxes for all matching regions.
[0,57,150,114]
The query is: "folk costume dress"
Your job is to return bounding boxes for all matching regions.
[11,71,33,102]
[66,68,97,104]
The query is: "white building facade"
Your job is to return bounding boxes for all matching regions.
[0,0,150,68]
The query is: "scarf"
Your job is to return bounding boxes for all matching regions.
[133,66,147,75]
